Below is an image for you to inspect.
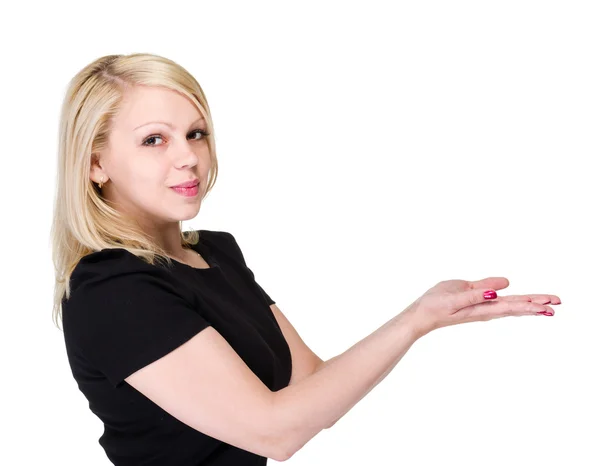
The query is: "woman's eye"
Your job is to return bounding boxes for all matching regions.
[189,129,210,140]
[142,135,164,146]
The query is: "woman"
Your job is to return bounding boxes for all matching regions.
[52,53,561,465]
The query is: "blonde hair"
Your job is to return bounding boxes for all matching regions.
[50,53,219,330]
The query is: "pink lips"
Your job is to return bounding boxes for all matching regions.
[171,179,199,188]
[170,180,200,197]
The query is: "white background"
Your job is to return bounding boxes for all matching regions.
[1,1,598,464]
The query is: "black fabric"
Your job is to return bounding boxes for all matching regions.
[62,229,292,465]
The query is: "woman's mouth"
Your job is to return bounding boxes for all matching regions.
[170,182,200,197]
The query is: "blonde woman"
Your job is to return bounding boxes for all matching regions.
[52,53,561,465]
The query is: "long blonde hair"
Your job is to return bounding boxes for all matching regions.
[50,53,219,330]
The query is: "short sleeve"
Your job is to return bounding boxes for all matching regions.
[62,249,211,388]
[221,232,276,306]
[253,280,275,306]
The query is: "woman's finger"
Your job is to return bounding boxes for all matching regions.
[522,294,562,305]
[449,287,503,313]
[456,299,554,323]
[499,294,561,305]
[498,295,532,302]
[467,277,510,291]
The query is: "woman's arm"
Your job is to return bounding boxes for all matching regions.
[315,346,404,429]
[272,306,422,459]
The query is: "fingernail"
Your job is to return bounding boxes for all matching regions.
[483,290,497,299]
[536,311,554,316]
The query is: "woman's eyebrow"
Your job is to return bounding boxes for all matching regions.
[133,118,205,131]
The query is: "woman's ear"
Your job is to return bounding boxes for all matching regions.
[89,152,107,185]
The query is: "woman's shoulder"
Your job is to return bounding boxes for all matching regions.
[196,228,235,247]
[196,229,246,263]
[73,247,153,272]
[68,247,167,295]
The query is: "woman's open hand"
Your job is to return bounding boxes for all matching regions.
[405,276,561,338]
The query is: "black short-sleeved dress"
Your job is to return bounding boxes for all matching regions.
[61,229,292,465]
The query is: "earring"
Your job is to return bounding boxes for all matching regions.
[98,176,104,189]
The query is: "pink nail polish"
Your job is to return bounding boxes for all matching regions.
[483,290,497,299]
[536,311,554,316]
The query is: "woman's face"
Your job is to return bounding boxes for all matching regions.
[91,85,211,227]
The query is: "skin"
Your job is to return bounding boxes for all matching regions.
[90,85,211,264]
[404,276,562,338]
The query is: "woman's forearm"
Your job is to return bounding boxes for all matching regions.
[318,343,409,429]
[271,306,421,458]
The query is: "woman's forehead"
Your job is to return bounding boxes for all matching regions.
[115,86,204,130]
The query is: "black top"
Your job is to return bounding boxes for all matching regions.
[62,229,292,465]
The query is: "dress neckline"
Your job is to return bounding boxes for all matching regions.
[170,238,221,272]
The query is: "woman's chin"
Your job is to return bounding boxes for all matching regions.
[174,205,201,222]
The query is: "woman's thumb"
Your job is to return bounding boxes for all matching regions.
[455,288,498,309]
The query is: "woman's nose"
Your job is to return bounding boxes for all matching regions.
[174,146,199,169]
